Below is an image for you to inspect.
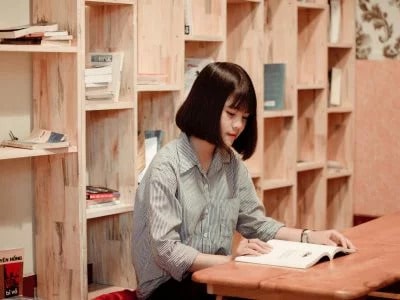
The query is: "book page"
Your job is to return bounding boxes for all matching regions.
[235,239,351,269]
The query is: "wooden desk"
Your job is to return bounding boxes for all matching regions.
[192,212,400,299]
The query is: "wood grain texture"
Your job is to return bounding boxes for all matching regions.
[193,211,400,299]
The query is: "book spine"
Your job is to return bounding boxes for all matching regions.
[86,193,115,200]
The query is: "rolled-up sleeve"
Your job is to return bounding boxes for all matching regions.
[147,163,199,281]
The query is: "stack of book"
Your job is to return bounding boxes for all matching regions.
[86,186,121,208]
[85,52,124,101]
[0,23,72,46]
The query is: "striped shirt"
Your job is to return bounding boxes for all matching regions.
[132,133,284,299]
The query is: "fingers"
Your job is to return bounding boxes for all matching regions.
[328,230,356,250]
[245,239,272,255]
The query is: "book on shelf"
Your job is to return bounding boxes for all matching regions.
[184,57,214,98]
[235,239,355,269]
[86,185,121,200]
[329,0,341,43]
[0,23,58,39]
[328,67,342,106]
[264,63,286,110]
[41,33,73,45]
[86,199,121,209]
[0,248,24,298]
[1,129,69,150]
[0,37,41,45]
[137,130,165,184]
[43,30,69,37]
[41,39,72,46]
[184,0,193,35]
[85,52,124,101]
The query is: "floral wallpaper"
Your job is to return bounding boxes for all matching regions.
[356,0,400,59]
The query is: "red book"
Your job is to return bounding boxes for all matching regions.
[0,248,23,298]
[86,185,120,200]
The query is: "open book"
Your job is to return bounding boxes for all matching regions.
[235,239,355,269]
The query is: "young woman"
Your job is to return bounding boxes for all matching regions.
[132,62,355,300]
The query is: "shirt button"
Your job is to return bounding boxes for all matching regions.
[203,232,208,238]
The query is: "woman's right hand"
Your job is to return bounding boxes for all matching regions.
[232,238,272,258]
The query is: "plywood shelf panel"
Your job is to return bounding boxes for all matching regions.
[0,146,78,160]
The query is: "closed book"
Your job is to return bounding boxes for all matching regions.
[86,186,120,200]
[329,67,342,106]
[264,63,286,110]
[0,23,58,39]
[0,248,24,298]
[85,65,113,76]
[85,74,113,84]
[329,0,341,43]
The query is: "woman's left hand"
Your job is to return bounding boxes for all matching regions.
[308,229,356,250]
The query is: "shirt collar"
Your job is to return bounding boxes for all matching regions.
[177,133,232,175]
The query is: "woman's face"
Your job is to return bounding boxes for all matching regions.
[220,98,249,147]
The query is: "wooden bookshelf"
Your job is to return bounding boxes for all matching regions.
[0,0,355,298]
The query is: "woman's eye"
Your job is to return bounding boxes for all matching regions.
[226,111,235,116]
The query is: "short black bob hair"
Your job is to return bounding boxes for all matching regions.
[176,62,257,160]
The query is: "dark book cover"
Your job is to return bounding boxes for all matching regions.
[264,63,286,110]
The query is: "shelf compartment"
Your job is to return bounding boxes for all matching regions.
[87,213,135,290]
[0,146,77,160]
[297,5,327,86]
[327,112,352,172]
[185,41,226,62]
[185,0,226,40]
[327,177,352,229]
[329,0,356,45]
[137,0,183,87]
[297,168,326,229]
[32,52,79,147]
[138,91,179,146]
[137,91,180,177]
[85,3,135,103]
[328,47,355,108]
[297,89,326,163]
[263,186,296,227]
[86,109,136,206]
[263,117,295,182]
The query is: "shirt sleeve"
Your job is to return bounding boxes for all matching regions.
[235,160,285,241]
[145,160,199,281]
